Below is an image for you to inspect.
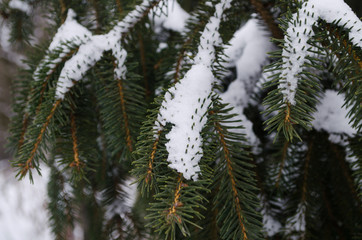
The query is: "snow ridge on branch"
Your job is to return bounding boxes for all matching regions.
[156,0,233,181]
[53,0,161,99]
[279,0,362,105]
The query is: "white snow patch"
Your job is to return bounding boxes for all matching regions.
[220,18,273,148]
[263,212,282,236]
[157,0,232,180]
[157,42,168,52]
[279,0,362,105]
[103,177,138,239]
[0,19,25,65]
[48,9,92,51]
[0,161,51,240]
[286,204,306,238]
[152,0,190,33]
[159,65,213,180]
[8,0,31,15]
[312,90,356,141]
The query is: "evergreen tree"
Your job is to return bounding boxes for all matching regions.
[1,0,361,239]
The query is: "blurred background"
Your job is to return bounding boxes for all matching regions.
[0,0,360,239]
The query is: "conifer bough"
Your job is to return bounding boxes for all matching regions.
[3,0,362,239]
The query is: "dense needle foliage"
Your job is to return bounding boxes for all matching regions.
[1,0,361,239]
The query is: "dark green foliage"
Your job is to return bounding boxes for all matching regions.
[211,99,263,240]
[3,0,361,239]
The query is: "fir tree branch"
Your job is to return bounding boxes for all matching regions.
[115,0,123,15]
[121,0,162,39]
[55,0,163,99]
[325,23,362,69]
[214,121,248,240]
[138,32,150,98]
[117,80,133,152]
[36,48,79,111]
[302,139,313,203]
[276,141,289,188]
[321,186,347,240]
[330,142,362,212]
[19,99,61,177]
[88,0,102,32]
[174,20,206,83]
[18,114,29,149]
[69,112,84,171]
[112,54,134,152]
[17,48,79,150]
[167,174,184,222]
[59,0,67,23]
[145,130,162,184]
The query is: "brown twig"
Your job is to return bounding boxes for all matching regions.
[249,0,283,39]
[145,131,161,184]
[69,112,84,171]
[166,174,185,223]
[59,0,67,23]
[115,0,123,15]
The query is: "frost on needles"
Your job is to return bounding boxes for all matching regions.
[156,0,232,180]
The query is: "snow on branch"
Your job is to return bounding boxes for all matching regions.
[156,0,232,181]
[8,0,31,15]
[54,0,161,99]
[312,90,356,144]
[33,9,92,82]
[151,0,190,33]
[279,0,362,105]
[221,18,274,148]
